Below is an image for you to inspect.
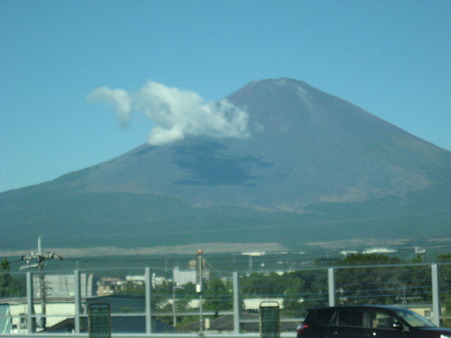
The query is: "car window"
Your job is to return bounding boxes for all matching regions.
[314,308,335,325]
[392,308,435,328]
[337,309,364,327]
[368,309,399,329]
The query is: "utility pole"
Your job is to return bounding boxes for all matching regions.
[172,268,177,328]
[21,236,62,331]
[196,249,204,335]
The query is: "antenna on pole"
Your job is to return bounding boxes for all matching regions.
[38,235,42,255]
[196,249,204,336]
[196,250,203,294]
[21,236,62,331]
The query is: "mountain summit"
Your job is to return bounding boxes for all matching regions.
[72,78,448,209]
[1,79,450,252]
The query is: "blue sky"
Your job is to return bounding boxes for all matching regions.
[1,0,450,193]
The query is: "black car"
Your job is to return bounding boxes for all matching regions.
[296,305,451,337]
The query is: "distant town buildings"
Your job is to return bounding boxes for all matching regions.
[172,266,196,286]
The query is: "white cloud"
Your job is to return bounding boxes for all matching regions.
[87,81,250,145]
[87,87,132,126]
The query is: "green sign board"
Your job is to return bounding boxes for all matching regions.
[88,303,111,338]
[260,301,280,338]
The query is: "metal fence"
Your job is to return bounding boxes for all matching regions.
[0,262,450,336]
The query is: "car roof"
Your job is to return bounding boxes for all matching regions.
[310,305,407,311]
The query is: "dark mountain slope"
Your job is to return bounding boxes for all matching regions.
[1,78,449,252]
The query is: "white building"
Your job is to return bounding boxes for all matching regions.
[172,267,196,286]
[33,273,95,298]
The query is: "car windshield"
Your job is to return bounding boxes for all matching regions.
[393,308,435,328]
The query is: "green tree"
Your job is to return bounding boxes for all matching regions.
[241,272,286,297]
[437,253,451,328]
[282,276,304,315]
[120,281,145,295]
[341,253,400,266]
[151,280,198,326]
[336,254,431,306]
[0,258,13,297]
[281,270,328,316]
[203,277,232,313]
[240,270,328,317]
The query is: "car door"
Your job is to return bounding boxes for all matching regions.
[326,308,369,337]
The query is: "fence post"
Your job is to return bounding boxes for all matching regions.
[74,269,81,333]
[431,264,440,326]
[328,268,336,307]
[233,272,241,334]
[26,271,35,333]
[145,267,153,333]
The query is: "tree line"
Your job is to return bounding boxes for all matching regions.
[117,253,451,327]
